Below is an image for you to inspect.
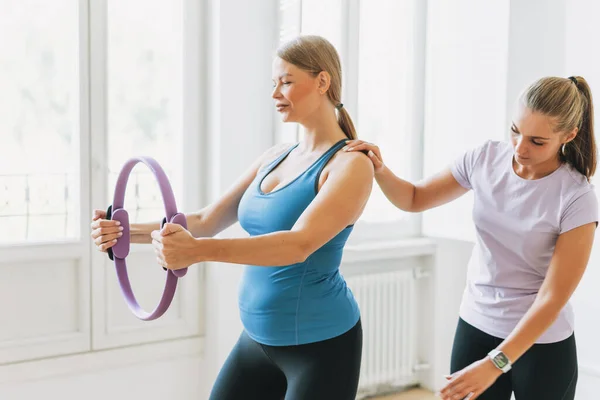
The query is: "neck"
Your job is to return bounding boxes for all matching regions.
[513,155,562,180]
[298,102,347,152]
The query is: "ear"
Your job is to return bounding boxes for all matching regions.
[317,71,331,95]
[564,127,578,144]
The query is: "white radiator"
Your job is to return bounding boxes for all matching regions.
[346,269,420,396]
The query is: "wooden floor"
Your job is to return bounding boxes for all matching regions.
[373,388,437,400]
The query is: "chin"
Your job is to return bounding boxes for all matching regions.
[281,114,296,123]
[514,155,535,166]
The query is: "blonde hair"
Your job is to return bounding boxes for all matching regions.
[276,35,357,140]
[521,76,596,180]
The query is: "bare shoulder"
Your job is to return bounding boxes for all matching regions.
[331,149,374,177]
[319,149,374,190]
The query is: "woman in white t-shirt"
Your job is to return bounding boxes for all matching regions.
[344,76,597,400]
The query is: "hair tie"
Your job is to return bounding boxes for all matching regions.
[568,76,578,85]
[335,103,344,110]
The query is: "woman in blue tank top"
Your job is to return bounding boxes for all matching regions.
[92,35,374,399]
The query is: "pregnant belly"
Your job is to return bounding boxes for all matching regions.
[238,265,344,313]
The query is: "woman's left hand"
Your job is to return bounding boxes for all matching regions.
[151,223,198,270]
[438,358,502,400]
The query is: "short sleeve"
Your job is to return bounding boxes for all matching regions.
[560,189,599,234]
[450,140,490,190]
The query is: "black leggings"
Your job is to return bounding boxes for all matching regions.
[209,319,362,400]
[451,318,578,399]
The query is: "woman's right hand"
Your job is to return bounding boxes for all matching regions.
[342,140,385,173]
[90,209,123,252]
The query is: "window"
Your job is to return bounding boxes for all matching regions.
[0,0,80,243]
[107,0,184,223]
[276,0,427,238]
[0,0,187,243]
[300,0,344,52]
[0,0,202,365]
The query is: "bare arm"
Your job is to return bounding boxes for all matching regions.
[176,152,374,267]
[123,159,264,244]
[92,144,292,249]
[440,222,596,399]
[343,140,468,212]
[497,222,596,363]
[138,144,293,241]
[375,166,468,212]
[411,168,469,212]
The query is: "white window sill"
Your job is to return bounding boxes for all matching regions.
[343,237,437,264]
[0,336,204,385]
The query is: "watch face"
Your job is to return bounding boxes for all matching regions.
[494,353,509,368]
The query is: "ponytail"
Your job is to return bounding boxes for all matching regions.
[565,76,596,180]
[336,105,357,140]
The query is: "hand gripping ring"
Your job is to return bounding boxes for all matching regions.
[106,157,187,321]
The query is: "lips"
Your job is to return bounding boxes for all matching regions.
[276,104,289,112]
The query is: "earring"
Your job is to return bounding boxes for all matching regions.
[561,143,567,156]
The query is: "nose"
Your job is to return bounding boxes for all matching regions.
[272,83,282,100]
[514,137,528,155]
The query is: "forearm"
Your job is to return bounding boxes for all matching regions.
[184,211,224,238]
[193,231,307,266]
[497,294,565,364]
[374,166,416,212]
[129,222,160,243]
[129,211,219,244]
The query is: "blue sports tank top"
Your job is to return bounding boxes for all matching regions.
[237,138,361,346]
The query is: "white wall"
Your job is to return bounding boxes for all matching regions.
[505,0,567,127]
[0,362,203,400]
[0,341,206,399]
[422,0,510,243]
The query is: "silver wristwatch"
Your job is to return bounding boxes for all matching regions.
[488,349,512,373]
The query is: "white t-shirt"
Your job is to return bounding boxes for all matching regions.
[451,140,598,343]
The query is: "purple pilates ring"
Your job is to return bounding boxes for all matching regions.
[106,156,187,321]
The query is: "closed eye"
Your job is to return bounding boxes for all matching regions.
[511,125,545,146]
[272,81,292,88]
